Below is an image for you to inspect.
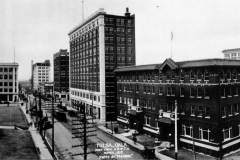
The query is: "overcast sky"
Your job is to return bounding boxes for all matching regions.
[1,0,240,80]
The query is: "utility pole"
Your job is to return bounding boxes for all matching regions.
[39,91,42,135]
[175,100,178,160]
[71,104,96,160]
[52,85,55,157]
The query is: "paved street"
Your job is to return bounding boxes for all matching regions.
[28,95,144,160]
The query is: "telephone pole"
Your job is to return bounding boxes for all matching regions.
[175,100,178,160]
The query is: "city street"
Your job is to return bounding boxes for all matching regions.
[28,95,144,160]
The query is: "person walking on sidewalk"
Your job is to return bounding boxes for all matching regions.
[133,134,137,145]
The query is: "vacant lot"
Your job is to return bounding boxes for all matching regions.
[0,129,39,160]
[0,104,27,128]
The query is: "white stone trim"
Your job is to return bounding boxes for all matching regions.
[180,138,219,151]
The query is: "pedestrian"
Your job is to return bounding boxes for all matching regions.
[133,135,137,145]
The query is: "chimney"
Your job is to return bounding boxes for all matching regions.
[125,7,130,17]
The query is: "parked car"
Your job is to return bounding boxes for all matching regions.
[43,121,52,129]
[68,110,78,117]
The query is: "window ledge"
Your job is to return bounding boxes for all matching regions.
[235,113,239,115]
[197,116,202,118]
[190,96,194,98]
[229,115,233,117]
[197,97,202,98]
[222,116,226,118]
[180,95,185,97]
[234,95,238,97]
[190,114,195,117]
[204,97,210,99]
[205,116,210,119]
[221,97,225,99]
[228,96,232,98]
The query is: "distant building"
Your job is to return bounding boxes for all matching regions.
[68,8,135,121]
[0,63,19,102]
[33,60,51,90]
[222,48,240,59]
[115,58,240,158]
[53,49,69,102]
[38,82,54,96]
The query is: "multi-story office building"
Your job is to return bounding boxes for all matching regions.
[115,58,240,158]
[53,49,69,101]
[222,48,240,59]
[33,60,51,90]
[68,8,135,121]
[0,63,19,102]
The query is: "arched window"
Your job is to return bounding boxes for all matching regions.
[220,70,224,80]
[232,70,237,80]
[226,70,231,79]
[190,71,195,81]
[204,70,209,81]
[197,71,202,80]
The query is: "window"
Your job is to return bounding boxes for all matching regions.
[144,116,151,126]
[171,74,175,81]
[229,105,233,116]
[182,124,193,137]
[159,74,163,81]
[167,103,174,112]
[227,70,231,80]
[199,128,210,141]
[197,89,202,98]
[137,99,139,106]
[180,73,184,81]
[204,71,209,81]
[167,87,171,96]
[119,97,122,103]
[234,104,239,114]
[136,85,139,93]
[198,106,203,116]
[223,127,232,141]
[220,70,224,80]
[204,88,210,99]
[119,85,122,91]
[190,72,195,81]
[159,87,163,95]
[148,86,151,93]
[124,97,126,104]
[180,88,185,97]
[233,87,238,96]
[166,74,171,81]
[205,107,210,118]
[197,71,202,80]
[152,86,155,94]
[191,106,195,115]
[222,106,227,117]
[190,88,195,98]
[221,88,225,98]
[144,100,147,108]
[144,86,146,93]
[227,88,232,97]
[120,110,122,115]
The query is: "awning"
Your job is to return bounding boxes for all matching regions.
[158,117,172,124]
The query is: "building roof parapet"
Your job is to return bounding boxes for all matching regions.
[0,63,19,66]
[114,58,240,72]
[68,8,106,35]
[54,49,69,59]
[222,48,240,53]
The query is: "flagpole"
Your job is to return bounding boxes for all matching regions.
[171,38,172,59]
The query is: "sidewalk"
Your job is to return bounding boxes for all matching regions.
[97,125,174,160]
[18,101,54,160]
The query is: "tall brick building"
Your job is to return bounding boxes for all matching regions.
[68,8,135,121]
[53,49,69,101]
[115,58,240,158]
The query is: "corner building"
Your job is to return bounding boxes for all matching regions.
[115,58,240,158]
[68,8,135,121]
[0,63,19,102]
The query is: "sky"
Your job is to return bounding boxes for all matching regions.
[1,0,240,80]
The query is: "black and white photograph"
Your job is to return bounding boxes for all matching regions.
[1,0,240,160]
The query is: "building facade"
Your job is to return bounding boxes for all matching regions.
[0,63,19,102]
[115,58,240,158]
[33,60,51,90]
[222,48,240,60]
[53,49,69,101]
[68,8,135,121]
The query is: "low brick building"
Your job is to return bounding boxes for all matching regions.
[114,58,240,158]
